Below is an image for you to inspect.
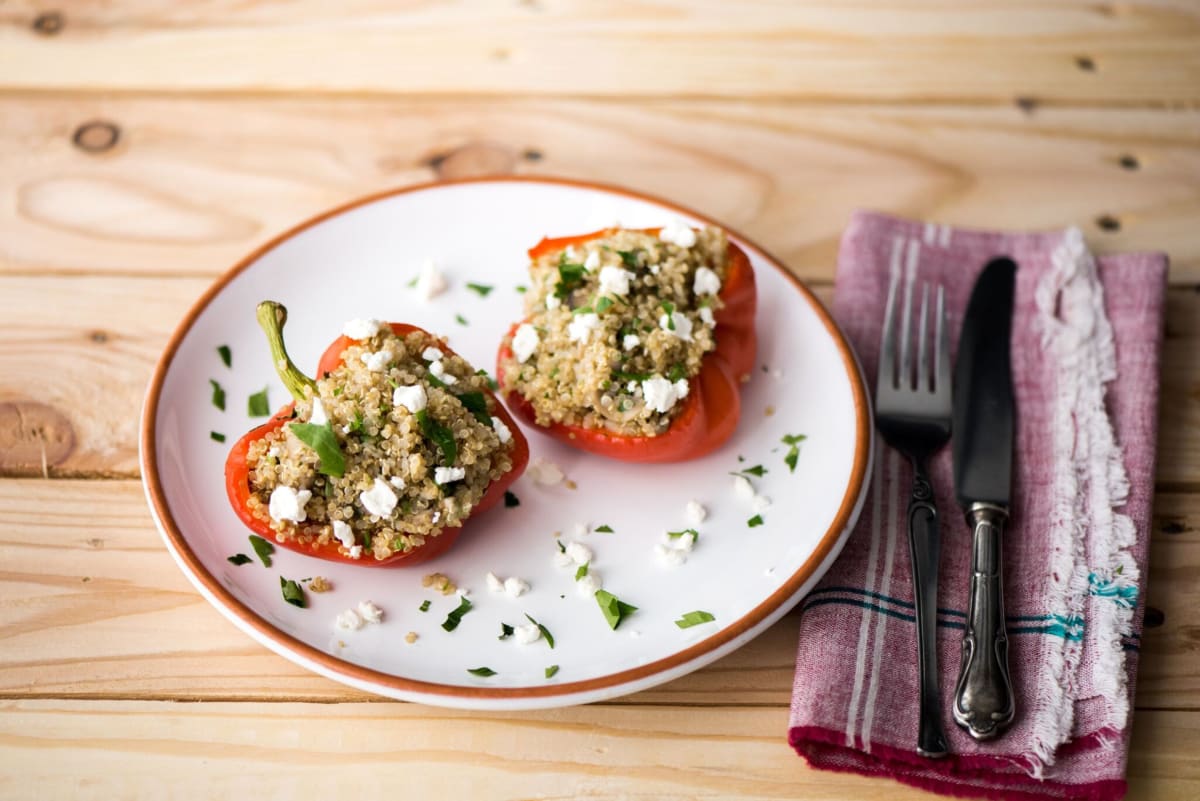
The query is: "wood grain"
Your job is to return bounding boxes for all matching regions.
[0,276,1196,482]
[0,1,1198,103]
[2,96,1198,282]
[0,480,1195,709]
[0,700,1194,801]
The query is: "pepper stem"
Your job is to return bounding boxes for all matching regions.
[256,301,318,403]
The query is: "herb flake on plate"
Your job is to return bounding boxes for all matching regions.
[441,596,473,632]
[525,613,555,648]
[209,379,226,411]
[280,576,306,608]
[247,388,270,417]
[289,421,346,478]
[595,589,637,630]
[732,464,767,478]
[504,491,520,508]
[419,599,431,612]
[227,553,252,566]
[782,433,807,473]
[466,282,494,297]
[594,524,614,533]
[217,344,232,368]
[455,313,469,326]
[575,563,589,581]
[249,535,274,567]
[667,529,699,543]
[210,431,226,443]
[675,610,716,629]
[748,514,764,528]
[545,665,559,679]
[467,666,496,677]
[499,623,514,640]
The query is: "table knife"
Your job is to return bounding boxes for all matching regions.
[951,257,1018,740]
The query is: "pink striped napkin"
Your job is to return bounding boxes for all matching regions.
[789,211,1168,801]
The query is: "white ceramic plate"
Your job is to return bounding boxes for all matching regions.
[140,177,872,710]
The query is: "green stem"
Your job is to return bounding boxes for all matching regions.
[256,301,317,403]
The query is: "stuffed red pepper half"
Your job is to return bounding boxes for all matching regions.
[226,302,529,566]
[496,224,756,462]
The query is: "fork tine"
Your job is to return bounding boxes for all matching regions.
[917,283,930,392]
[898,268,915,390]
[935,284,950,397]
[878,260,901,391]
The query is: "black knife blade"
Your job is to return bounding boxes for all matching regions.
[951,255,1018,741]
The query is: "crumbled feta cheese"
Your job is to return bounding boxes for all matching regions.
[546,295,562,310]
[753,494,773,513]
[642,375,690,414]
[567,312,601,344]
[332,520,355,550]
[336,609,364,631]
[360,348,393,372]
[504,577,530,598]
[491,416,512,444]
[514,623,542,645]
[414,259,447,300]
[553,550,574,568]
[512,323,540,363]
[693,266,722,296]
[421,346,444,362]
[486,571,505,593]
[655,544,688,567]
[699,306,715,326]
[389,476,406,489]
[565,246,580,261]
[357,600,383,624]
[598,266,634,296]
[268,486,311,523]
[431,511,441,524]
[627,381,639,392]
[342,318,382,340]
[686,500,708,524]
[434,466,466,485]
[348,545,363,559]
[584,250,601,271]
[622,334,641,351]
[576,573,602,597]
[267,445,280,458]
[528,458,564,486]
[659,311,694,342]
[428,359,458,385]
[733,475,756,501]
[565,541,592,566]
[309,397,328,426]
[660,220,697,248]
[573,522,589,538]
[392,383,427,413]
[360,478,398,518]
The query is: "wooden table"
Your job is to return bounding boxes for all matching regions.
[1,3,1197,798]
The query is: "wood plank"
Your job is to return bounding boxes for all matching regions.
[0,479,1195,708]
[2,96,1199,282]
[1,277,1197,482]
[0,699,1194,801]
[1,1,1198,103]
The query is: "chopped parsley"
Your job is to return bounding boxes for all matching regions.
[280,576,306,608]
[617,249,639,268]
[515,284,528,294]
[732,464,768,478]
[441,596,473,631]
[209,379,226,411]
[475,368,499,390]
[467,666,496,677]
[466,282,494,297]
[504,491,520,508]
[595,589,638,630]
[499,623,514,640]
[525,613,555,648]
[667,363,686,382]
[249,535,274,567]
[660,300,676,329]
[419,600,431,612]
[455,391,492,426]
[667,529,698,543]
[417,409,458,465]
[210,431,226,443]
[595,296,614,314]
[288,421,346,478]
[217,345,232,368]
[594,524,614,533]
[406,275,418,288]
[782,433,807,473]
[748,514,764,528]
[675,610,716,629]
[455,313,469,326]
[545,665,559,679]
[554,259,587,300]
[247,388,270,417]
[556,539,566,553]
[575,563,589,581]
[227,553,252,566]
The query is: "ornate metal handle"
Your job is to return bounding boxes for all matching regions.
[906,464,949,758]
[953,502,1015,739]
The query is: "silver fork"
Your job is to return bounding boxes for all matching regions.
[875,278,952,758]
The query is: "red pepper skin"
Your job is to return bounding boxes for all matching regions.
[225,323,529,567]
[496,229,756,463]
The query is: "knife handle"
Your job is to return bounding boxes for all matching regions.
[906,466,949,758]
[953,503,1015,740]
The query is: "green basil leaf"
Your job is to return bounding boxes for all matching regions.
[441,596,473,631]
[455,391,493,426]
[525,613,555,649]
[674,610,716,629]
[466,282,494,297]
[416,409,458,465]
[217,345,232,368]
[595,589,638,630]
[209,379,226,411]
[249,535,274,567]
[467,666,497,677]
[280,576,306,608]
[289,422,346,478]
[227,553,252,566]
[247,388,270,417]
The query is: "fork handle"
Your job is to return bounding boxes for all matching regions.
[907,464,949,758]
[952,503,1015,740]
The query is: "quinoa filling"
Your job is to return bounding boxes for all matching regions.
[246,327,515,561]
[500,226,729,436]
